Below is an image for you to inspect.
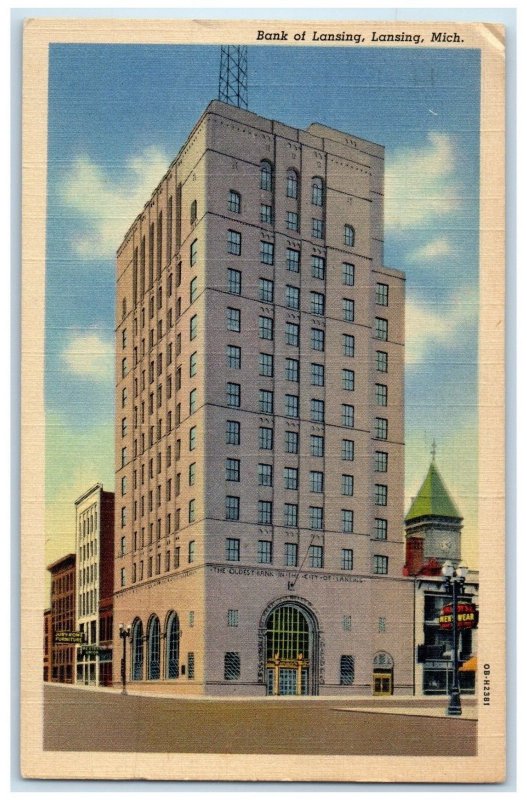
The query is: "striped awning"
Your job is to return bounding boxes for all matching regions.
[459,656,477,672]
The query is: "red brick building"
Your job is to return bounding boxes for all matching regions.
[47,553,76,683]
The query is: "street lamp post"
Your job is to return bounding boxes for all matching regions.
[119,623,131,695]
[441,561,468,716]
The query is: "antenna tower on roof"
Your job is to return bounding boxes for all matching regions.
[218,46,248,110]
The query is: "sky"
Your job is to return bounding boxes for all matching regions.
[45,43,480,570]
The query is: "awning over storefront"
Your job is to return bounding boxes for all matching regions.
[459,656,477,672]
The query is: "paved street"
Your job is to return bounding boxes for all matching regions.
[43,684,477,756]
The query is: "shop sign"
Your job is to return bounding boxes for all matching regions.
[438,602,477,630]
[54,630,84,644]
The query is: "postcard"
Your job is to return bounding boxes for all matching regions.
[20,17,506,782]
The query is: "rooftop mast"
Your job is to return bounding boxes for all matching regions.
[218,46,248,110]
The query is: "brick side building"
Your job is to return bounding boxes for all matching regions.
[47,553,76,683]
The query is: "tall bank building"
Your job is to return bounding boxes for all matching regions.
[113,100,413,696]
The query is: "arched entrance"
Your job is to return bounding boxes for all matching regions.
[264,602,318,696]
[373,651,394,695]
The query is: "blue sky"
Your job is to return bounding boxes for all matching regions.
[45,44,480,566]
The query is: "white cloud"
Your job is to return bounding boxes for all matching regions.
[406,290,478,366]
[385,133,462,230]
[408,237,452,262]
[60,147,169,258]
[62,332,114,382]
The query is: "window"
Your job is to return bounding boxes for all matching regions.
[227,230,242,255]
[342,404,355,428]
[190,199,197,224]
[310,435,324,457]
[228,190,241,214]
[375,417,388,440]
[259,427,273,450]
[259,352,273,377]
[226,458,240,482]
[342,616,352,632]
[259,390,273,414]
[121,476,127,496]
[120,567,126,587]
[342,369,355,391]
[311,363,324,386]
[376,351,388,373]
[121,358,128,378]
[259,278,274,303]
[375,384,388,406]
[122,387,128,408]
[286,169,298,198]
[189,426,197,452]
[121,447,127,468]
[344,224,355,247]
[311,255,325,280]
[121,417,128,437]
[225,496,240,521]
[310,507,324,531]
[187,652,195,679]
[226,538,240,561]
[189,388,197,414]
[285,542,298,566]
[341,549,354,571]
[188,541,195,563]
[308,544,323,567]
[310,292,325,316]
[224,652,241,680]
[311,177,323,206]
[260,241,274,265]
[311,328,325,351]
[188,499,196,523]
[259,316,274,340]
[374,518,388,540]
[189,277,198,304]
[373,555,388,575]
[260,204,273,224]
[375,451,388,473]
[375,484,388,506]
[226,382,241,408]
[285,323,299,347]
[340,655,355,685]
[286,248,300,272]
[376,282,389,306]
[258,463,273,487]
[227,268,241,295]
[343,298,355,322]
[227,610,239,627]
[284,467,298,490]
[283,503,298,527]
[312,219,324,239]
[342,474,354,496]
[311,399,325,423]
[343,334,355,357]
[310,471,324,493]
[342,509,354,533]
[286,211,299,231]
[342,262,355,286]
[190,314,198,340]
[227,307,241,332]
[285,285,300,310]
[257,540,272,564]
[260,160,272,191]
[285,359,299,383]
[375,317,388,341]
[341,439,355,461]
[227,345,241,370]
[189,462,196,486]
[285,431,299,454]
[284,394,299,418]
[258,500,272,525]
[226,420,240,445]
[190,239,198,266]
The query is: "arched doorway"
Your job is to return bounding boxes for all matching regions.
[131,618,143,681]
[147,615,161,680]
[165,612,180,679]
[264,602,318,695]
[373,651,394,695]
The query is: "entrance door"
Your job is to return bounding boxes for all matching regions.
[265,604,315,695]
[373,672,393,695]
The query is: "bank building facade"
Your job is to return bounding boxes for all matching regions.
[113,100,413,696]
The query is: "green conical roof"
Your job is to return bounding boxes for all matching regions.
[405,460,462,522]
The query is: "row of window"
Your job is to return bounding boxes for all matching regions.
[224,460,387,487]
[258,167,325,205]
[122,539,389,588]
